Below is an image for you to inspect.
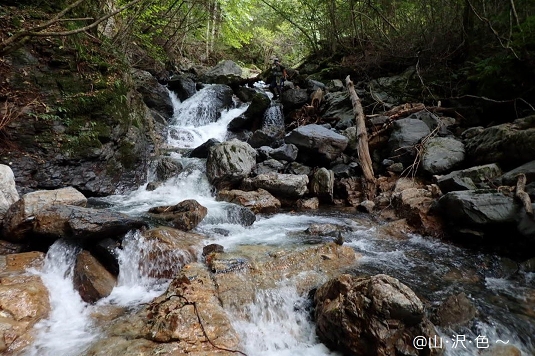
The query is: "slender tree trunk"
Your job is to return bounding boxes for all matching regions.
[345,75,376,200]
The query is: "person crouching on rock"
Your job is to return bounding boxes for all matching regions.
[269,57,287,99]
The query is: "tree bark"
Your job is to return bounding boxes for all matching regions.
[515,173,533,217]
[345,75,376,200]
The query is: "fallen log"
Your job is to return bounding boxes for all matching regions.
[345,75,376,200]
[515,173,534,217]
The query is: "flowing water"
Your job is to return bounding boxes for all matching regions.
[22,86,535,356]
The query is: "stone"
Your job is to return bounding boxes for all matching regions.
[217,189,280,214]
[221,203,256,226]
[254,159,285,175]
[388,118,431,164]
[2,187,87,242]
[296,197,319,210]
[433,292,477,327]
[32,205,146,241]
[314,274,442,356]
[310,168,334,203]
[0,164,19,224]
[285,124,348,166]
[280,88,309,112]
[206,139,257,189]
[73,250,117,303]
[286,162,312,176]
[202,244,224,256]
[500,160,535,186]
[167,73,196,101]
[189,138,220,159]
[148,199,208,231]
[321,92,354,122]
[436,163,502,193]
[480,345,522,356]
[228,92,271,132]
[422,137,465,174]
[131,69,174,119]
[154,157,183,181]
[242,173,309,198]
[358,200,375,213]
[270,143,298,162]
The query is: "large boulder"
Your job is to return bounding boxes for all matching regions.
[189,138,220,159]
[206,139,257,189]
[153,157,183,182]
[0,252,49,354]
[285,124,348,166]
[73,250,116,303]
[310,168,334,203]
[422,137,465,174]
[280,88,309,112]
[321,91,354,122]
[148,199,208,231]
[465,116,535,169]
[388,118,430,164]
[0,165,19,224]
[435,164,502,194]
[2,187,87,242]
[228,92,270,131]
[32,205,146,241]
[217,188,281,214]
[131,69,174,119]
[242,173,309,198]
[270,143,298,162]
[314,274,443,356]
[200,60,243,86]
[167,73,196,101]
[500,160,535,186]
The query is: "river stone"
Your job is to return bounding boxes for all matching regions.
[296,197,319,210]
[0,164,19,223]
[242,173,309,198]
[138,228,203,279]
[500,160,535,186]
[438,190,520,226]
[73,250,116,304]
[131,69,174,119]
[221,203,256,226]
[432,292,477,327]
[285,124,348,166]
[206,139,257,189]
[167,73,196,101]
[422,137,465,174]
[32,205,146,241]
[322,91,354,122]
[148,199,208,231]
[314,274,442,356]
[465,117,535,168]
[435,163,502,193]
[154,157,183,182]
[480,345,522,356]
[174,84,234,126]
[280,88,309,112]
[254,159,285,175]
[2,187,87,242]
[228,92,270,132]
[189,138,220,159]
[311,168,334,203]
[270,143,298,162]
[388,118,431,163]
[217,188,281,214]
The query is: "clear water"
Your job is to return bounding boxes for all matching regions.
[23,86,535,356]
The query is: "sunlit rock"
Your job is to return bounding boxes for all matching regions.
[2,187,86,242]
[314,274,443,356]
[432,292,477,327]
[296,197,319,210]
[310,168,334,203]
[206,139,257,189]
[148,199,208,231]
[0,164,19,226]
[242,172,309,198]
[73,251,116,304]
[422,137,465,174]
[217,188,281,214]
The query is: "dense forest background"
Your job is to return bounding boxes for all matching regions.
[1,0,535,123]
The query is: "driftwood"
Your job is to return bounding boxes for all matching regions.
[515,173,534,217]
[345,75,376,200]
[311,88,324,110]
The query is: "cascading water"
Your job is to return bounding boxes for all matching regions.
[23,85,535,356]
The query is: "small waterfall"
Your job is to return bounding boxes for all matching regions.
[263,104,284,128]
[25,241,97,356]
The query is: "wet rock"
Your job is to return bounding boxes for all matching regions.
[0,252,48,354]
[2,187,87,242]
[175,84,234,126]
[358,200,375,213]
[148,199,208,231]
[280,88,309,112]
[388,118,431,164]
[167,73,196,101]
[73,250,116,303]
[285,124,348,166]
[217,188,281,214]
[311,168,334,203]
[0,240,26,255]
[322,92,354,122]
[189,138,220,159]
[247,129,278,148]
[154,157,183,181]
[140,227,203,279]
[270,143,298,162]
[480,345,522,356]
[91,238,121,276]
[202,244,224,256]
[433,292,477,327]
[520,257,535,273]
[256,146,273,161]
[296,197,319,210]
[33,205,146,241]
[326,79,344,92]
[221,203,256,226]
[205,59,242,78]
[228,92,270,132]
[286,161,312,176]
[465,117,535,168]
[305,223,342,236]
[331,163,355,178]
[500,160,535,186]
[242,173,309,198]
[314,274,442,356]
[422,137,465,174]
[254,159,285,175]
[0,164,19,225]
[131,69,174,119]
[206,139,257,189]
[435,163,502,194]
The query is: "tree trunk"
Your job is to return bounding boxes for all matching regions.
[345,75,376,200]
[515,173,533,217]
